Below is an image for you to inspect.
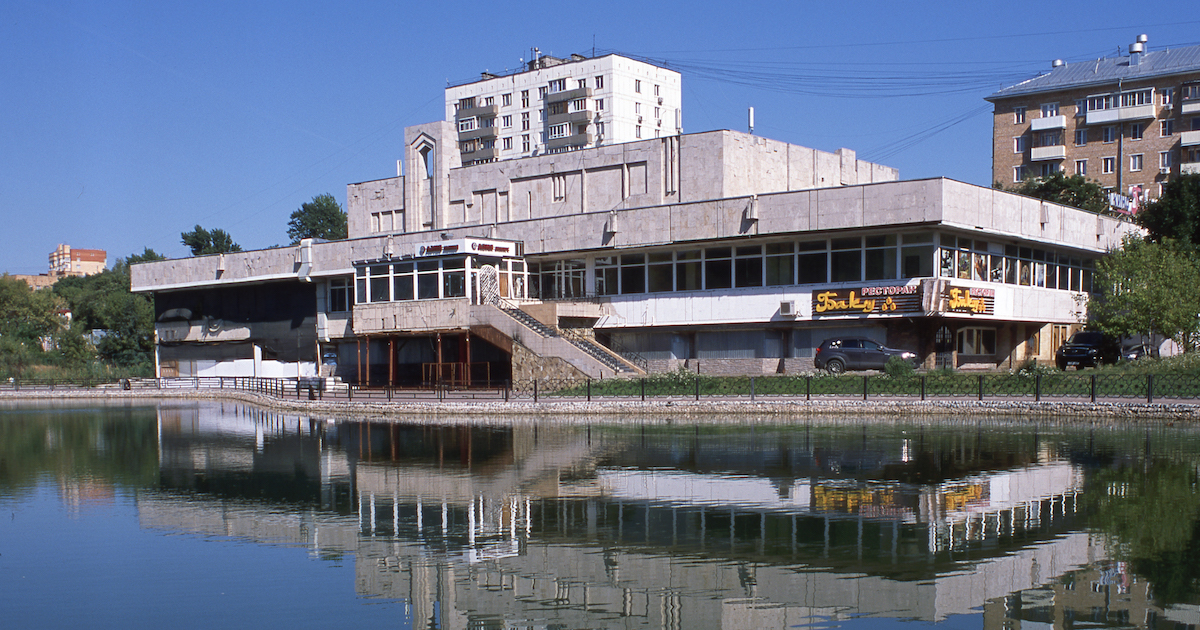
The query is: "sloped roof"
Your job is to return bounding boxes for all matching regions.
[987,43,1200,101]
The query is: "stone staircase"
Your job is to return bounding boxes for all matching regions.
[499,308,642,376]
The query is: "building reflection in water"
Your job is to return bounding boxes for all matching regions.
[139,401,1200,629]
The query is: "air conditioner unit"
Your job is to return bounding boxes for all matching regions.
[780,301,796,317]
[637,116,643,123]
[658,97,664,105]
[1160,167,1171,174]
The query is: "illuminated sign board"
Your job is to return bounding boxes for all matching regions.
[942,285,994,315]
[415,238,517,258]
[812,285,921,316]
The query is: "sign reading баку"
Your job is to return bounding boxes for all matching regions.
[812,285,920,316]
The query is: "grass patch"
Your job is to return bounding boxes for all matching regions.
[541,357,1200,400]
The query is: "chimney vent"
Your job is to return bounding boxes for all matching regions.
[1130,41,1144,66]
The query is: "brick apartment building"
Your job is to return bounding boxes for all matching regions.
[49,243,107,278]
[986,35,1200,211]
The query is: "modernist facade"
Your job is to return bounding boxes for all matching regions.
[987,35,1200,210]
[132,126,1125,382]
[131,57,1129,383]
[445,52,681,165]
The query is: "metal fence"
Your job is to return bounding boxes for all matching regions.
[510,372,1200,404]
[2,372,1197,404]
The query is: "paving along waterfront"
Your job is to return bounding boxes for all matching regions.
[3,398,1200,629]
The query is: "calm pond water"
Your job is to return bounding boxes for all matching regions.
[2,400,1199,629]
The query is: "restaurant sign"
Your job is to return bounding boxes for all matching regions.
[812,285,921,316]
[941,285,994,315]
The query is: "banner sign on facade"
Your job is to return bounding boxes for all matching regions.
[812,285,921,316]
[941,285,995,315]
[416,238,517,258]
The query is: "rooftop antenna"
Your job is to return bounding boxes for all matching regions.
[748,107,755,135]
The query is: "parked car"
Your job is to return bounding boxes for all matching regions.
[814,337,918,374]
[1121,342,1152,362]
[1055,331,1119,369]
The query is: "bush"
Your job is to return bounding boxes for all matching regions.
[1015,358,1056,378]
[884,355,915,378]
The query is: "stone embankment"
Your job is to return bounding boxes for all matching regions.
[2,388,1198,423]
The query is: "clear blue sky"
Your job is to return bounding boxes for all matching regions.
[3,0,1198,275]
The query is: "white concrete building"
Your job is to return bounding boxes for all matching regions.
[131,55,1129,383]
[445,52,681,164]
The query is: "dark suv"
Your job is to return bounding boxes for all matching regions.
[1055,331,1119,370]
[814,337,918,374]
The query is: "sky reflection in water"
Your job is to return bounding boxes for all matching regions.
[1,400,1199,629]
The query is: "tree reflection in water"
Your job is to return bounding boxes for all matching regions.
[2,400,1200,628]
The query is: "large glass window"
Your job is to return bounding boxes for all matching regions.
[900,233,933,278]
[393,262,414,301]
[540,259,586,299]
[765,242,794,286]
[442,257,466,298]
[647,252,673,292]
[797,241,827,284]
[620,254,646,294]
[864,235,897,281]
[595,257,618,296]
[675,251,701,291]
[417,260,439,300]
[830,237,861,283]
[704,247,732,289]
[370,264,391,302]
[957,328,996,355]
[329,278,351,312]
[734,245,763,288]
[355,267,367,305]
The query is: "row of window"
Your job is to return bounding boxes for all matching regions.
[456,75,662,112]
[1013,84,1200,124]
[528,233,1094,299]
[337,235,1095,309]
[1015,151,1175,181]
[589,235,935,295]
[938,236,1092,292]
[1013,119,1200,154]
[350,258,529,306]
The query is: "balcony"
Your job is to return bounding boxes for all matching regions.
[458,125,498,141]
[1085,104,1156,125]
[546,109,593,126]
[462,146,496,163]
[1181,130,1200,147]
[1030,145,1066,161]
[1031,115,1067,131]
[1183,162,1200,175]
[546,131,593,151]
[455,103,498,120]
[546,86,591,104]
[1181,100,1200,115]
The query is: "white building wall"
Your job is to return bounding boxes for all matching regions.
[444,54,682,161]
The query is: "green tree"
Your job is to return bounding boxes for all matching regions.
[0,276,65,378]
[112,247,166,275]
[0,275,64,343]
[287,193,347,243]
[51,249,158,370]
[1005,171,1110,214]
[1137,172,1200,247]
[1088,235,1200,351]
[181,225,241,256]
[1086,459,1200,604]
